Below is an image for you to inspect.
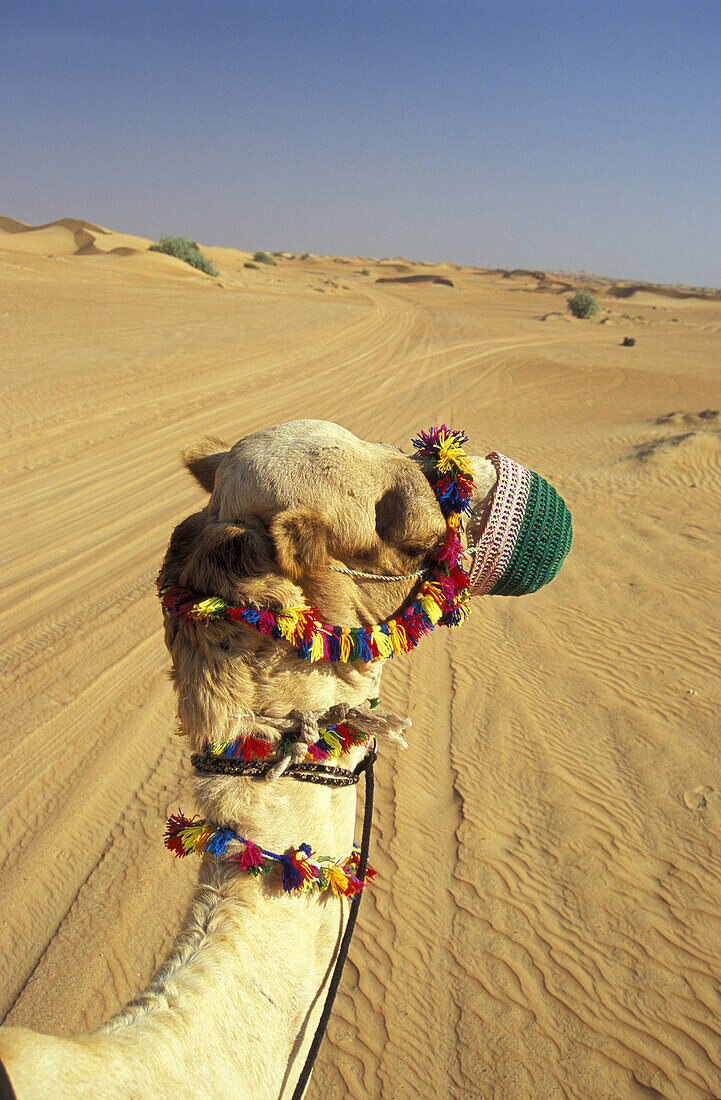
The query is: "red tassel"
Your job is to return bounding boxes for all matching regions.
[346,850,377,882]
[164,811,195,858]
[243,737,274,762]
[290,847,318,887]
[340,871,365,898]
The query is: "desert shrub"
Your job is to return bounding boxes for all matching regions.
[149,236,218,276]
[567,290,598,319]
[244,262,259,269]
[360,268,370,276]
[300,253,310,260]
[622,336,636,346]
[253,251,277,266]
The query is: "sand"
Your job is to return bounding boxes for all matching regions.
[2,218,721,1099]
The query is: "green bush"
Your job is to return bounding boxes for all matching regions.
[149,236,218,276]
[567,290,598,319]
[300,252,310,260]
[244,262,259,269]
[360,268,370,276]
[622,336,636,347]
[253,251,277,266]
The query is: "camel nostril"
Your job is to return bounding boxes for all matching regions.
[374,489,403,541]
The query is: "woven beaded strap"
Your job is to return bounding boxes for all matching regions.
[467,452,572,597]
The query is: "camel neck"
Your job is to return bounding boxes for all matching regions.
[93,865,351,1098]
[81,678,387,1095]
[95,765,361,1099]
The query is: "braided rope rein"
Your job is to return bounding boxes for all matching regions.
[192,755,360,787]
[328,563,430,581]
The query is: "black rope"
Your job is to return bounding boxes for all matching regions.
[290,746,376,1100]
[191,755,359,787]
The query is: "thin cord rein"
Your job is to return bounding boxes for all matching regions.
[290,744,376,1100]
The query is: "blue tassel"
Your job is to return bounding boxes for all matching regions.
[205,827,235,856]
[279,855,304,893]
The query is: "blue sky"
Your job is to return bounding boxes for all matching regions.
[3,1,720,286]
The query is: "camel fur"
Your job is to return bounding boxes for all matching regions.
[0,419,497,1100]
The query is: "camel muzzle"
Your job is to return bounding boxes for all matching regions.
[467,451,573,597]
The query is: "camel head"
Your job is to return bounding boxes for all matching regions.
[157,419,571,737]
[157,420,499,734]
[166,419,497,602]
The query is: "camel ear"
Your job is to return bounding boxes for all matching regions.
[206,523,275,582]
[161,515,274,593]
[182,436,230,493]
[270,508,328,580]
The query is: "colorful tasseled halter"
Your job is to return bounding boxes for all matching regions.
[197,713,372,767]
[158,426,475,661]
[165,813,373,898]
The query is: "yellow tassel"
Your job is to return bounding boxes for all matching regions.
[206,738,230,756]
[309,633,324,662]
[275,612,296,640]
[435,439,456,474]
[340,632,351,662]
[419,594,443,624]
[454,453,473,478]
[436,436,473,478]
[425,581,446,605]
[327,864,351,897]
[323,730,343,756]
[276,607,309,642]
[387,622,403,656]
[180,822,212,854]
[371,627,393,658]
[191,596,227,619]
[393,621,408,652]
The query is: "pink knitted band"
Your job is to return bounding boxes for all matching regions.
[466,453,530,595]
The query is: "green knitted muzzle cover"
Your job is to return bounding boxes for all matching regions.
[467,452,572,597]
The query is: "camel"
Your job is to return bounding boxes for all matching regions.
[0,419,571,1099]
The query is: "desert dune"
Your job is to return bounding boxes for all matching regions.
[1,217,720,1099]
